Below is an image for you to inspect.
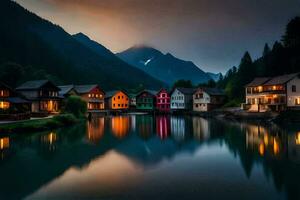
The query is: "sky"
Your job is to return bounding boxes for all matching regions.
[15,0,300,73]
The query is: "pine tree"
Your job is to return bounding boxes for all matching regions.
[263,43,270,57]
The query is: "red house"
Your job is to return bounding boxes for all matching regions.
[156,88,170,112]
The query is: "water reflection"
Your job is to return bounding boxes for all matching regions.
[0,116,300,200]
[136,115,153,139]
[40,132,58,152]
[156,116,170,139]
[111,116,130,139]
[87,117,105,143]
[193,117,210,141]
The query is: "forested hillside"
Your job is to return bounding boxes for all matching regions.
[218,17,300,104]
[0,0,163,89]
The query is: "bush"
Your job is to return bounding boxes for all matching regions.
[223,99,242,108]
[63,96,87,118]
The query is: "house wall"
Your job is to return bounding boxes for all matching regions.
[110,91,129,110]
[171,89,188,110]
[156,89,170,112]
[287,77,300,108]
[193,91,210,112]
[136,92,155,110]
[80,88,105,110]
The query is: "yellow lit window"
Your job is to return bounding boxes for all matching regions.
[295,98,300,105]
[88,94,91,98]
[0,101,9,109]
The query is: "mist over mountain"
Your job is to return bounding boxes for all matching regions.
[117,45,212,85]
[0,0,163,89]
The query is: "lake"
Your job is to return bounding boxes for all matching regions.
[0,115,300,200]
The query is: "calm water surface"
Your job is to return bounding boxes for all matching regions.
[0,115,300,200]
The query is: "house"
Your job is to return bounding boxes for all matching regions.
[193,88,225,112]
[74,85,105,111]
[244,73,300,112]
[128,93,137,108]
[105,90,129,110]
[16,80,61,114]
[170,88,196,110]
[156,88,170,112]
[136,90,157,110]
[0,82,30,120]
[58,85,79,98]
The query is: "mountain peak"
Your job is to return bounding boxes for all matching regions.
[73,32,90,40]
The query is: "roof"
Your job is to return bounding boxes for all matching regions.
[0,82,13,91]
[136,90,157,97]
[74,85,99,94]
[6,97,30,104]
[157,88,169,95]
[58,85,75,96]
[245,77,271,87]
[263,73,300,86]
[105,90,128,98]
[202,88,225,96]
[16,80,59,90]
[175,87,197,95]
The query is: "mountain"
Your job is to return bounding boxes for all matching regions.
[206,72,222,81]
[0,0,163,89]
[116,45,212,85]
[73,33,116,60]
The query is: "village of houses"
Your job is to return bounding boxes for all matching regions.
[0,72,300,122]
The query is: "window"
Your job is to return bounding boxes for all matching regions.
[118,96,120,99]
[292,85,297,92]
[0,101,9,109]
[295,98,300,105]
[113,104,115,107]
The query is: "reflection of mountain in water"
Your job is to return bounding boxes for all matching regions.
[0,116,300,200]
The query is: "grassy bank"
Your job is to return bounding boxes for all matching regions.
[0,114,84,133]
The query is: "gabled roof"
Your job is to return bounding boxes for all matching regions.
[202,88,225,96]
[245,77,271,87]
[58,85,76,97]
[174,87,197,95]
[0,82,13,91]
[156,88,169,95]
[136,89,157,97]
[105,90,128,98]
[74,85,101,94]
[16,80,59,90]
[263,73,300,86]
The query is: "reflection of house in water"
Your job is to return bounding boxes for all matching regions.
[245,125,284,158]
[130,115,136,132]
[40,132,58,152]
[156,116,170,139]
[0,137,10,160]
[111,116,130,139]
[136,115,154,139]
[171,116,189,142]
[87,117,105,143]
[192,117,210,141]
[288,131,300,164]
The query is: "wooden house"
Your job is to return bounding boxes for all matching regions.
[58,85,79,98]
[136,90,157,110]
[244,73,300,112]
[74,85,105,111]
[193,88,225,112]
[0,82,30,119]
[105,90,129,110]
[128,93,137,108]
[16,80,61,114]
[170,88,196,110]
[156,88,170,112]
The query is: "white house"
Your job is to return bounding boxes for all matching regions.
[193,88,225,112]
[244,73,300,112]
[170,88,196,110]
